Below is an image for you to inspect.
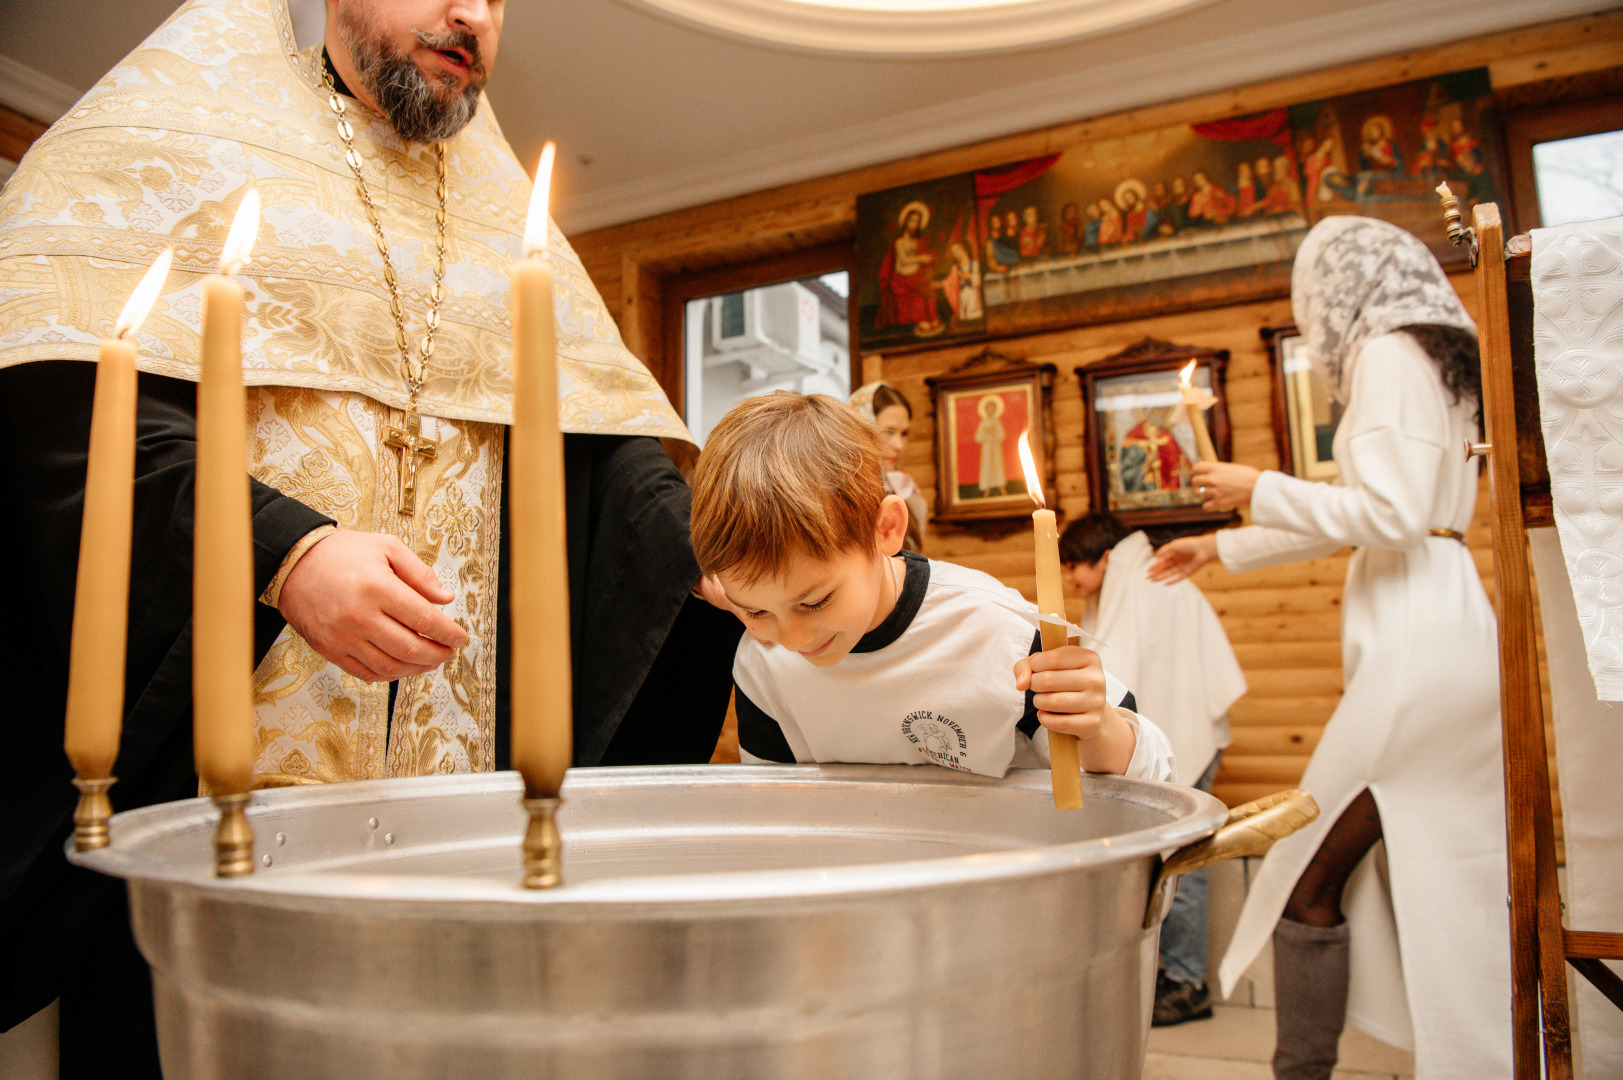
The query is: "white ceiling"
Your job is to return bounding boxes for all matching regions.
[0,0,1614,235]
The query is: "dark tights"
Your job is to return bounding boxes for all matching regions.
[1283,789,1384,928]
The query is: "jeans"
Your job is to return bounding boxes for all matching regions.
[1159,749,1222,986]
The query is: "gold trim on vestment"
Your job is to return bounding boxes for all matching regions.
[0,0,689,440]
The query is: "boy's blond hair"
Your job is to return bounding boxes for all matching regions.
[691,392,887,583]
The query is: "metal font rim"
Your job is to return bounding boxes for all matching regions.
[610,0,1223,57]
[71,764,1227,907]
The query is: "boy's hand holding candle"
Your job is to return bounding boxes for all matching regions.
[1013,645,1137,776]
[1016,431,1137,803]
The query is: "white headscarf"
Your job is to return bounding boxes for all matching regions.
[1290,216,1476,401]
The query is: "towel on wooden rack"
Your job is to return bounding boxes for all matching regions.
[1531,216,1623,701]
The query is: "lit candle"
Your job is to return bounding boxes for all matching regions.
[63,248,173,848]
[1017,430,1083,810]
[510,143,572,801]
[194,188,260,811]
[1177,359,1218,463]
[510,145,571,888]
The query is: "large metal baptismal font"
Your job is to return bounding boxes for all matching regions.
[72,763,1315,1079]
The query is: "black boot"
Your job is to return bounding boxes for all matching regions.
[1270,917,1350,1080]
[1152,970,1212,1026]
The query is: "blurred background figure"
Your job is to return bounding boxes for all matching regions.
[851,382,928,552]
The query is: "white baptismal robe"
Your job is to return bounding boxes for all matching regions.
[1214,332,1512,1079]
[1087,530,1246,787]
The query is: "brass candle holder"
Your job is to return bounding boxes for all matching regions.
[521,796,563,889]
[71,776,117,852]
[1435,181,1479,266]
[212,792,254,878]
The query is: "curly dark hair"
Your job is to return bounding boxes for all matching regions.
[1398,324,1482,425]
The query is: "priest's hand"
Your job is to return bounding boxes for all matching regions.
[1013,645,1136,775]
[1190,461,1261,511]
[278,530,470,683]
[1146,534,1218,584]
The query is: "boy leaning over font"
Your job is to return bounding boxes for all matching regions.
[690,392,1173,782]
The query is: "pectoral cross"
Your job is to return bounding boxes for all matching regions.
[385,409,438,515]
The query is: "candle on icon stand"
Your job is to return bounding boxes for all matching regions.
[63,248,174,850]
[1017,431,1084,811]
[194,188,261,878]
[509,143,572,889]
[1177,360,1218,463]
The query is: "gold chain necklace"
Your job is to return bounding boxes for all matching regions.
[321,65,449,515]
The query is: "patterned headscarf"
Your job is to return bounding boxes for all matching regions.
[850,381,893,423]
[1291,216,1476,401]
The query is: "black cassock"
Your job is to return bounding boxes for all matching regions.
[0,361,741,1077]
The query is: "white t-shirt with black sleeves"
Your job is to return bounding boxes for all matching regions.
[733,551,1175,782]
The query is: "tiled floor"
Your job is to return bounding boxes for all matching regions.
[1146,1002,1415,1080]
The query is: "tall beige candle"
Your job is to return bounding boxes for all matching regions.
[1017,432,1083,810]
[509,144,573,800]
[64,250,173,783]
[193,193,260,797]
[1179,361,1218,463]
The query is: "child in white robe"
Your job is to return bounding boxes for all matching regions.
[689,391,1173,784]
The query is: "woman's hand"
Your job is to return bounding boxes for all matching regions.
[1191,461,1261,511]
[1146,534,1219,584]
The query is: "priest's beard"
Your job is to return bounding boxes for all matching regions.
[337,11,487,144]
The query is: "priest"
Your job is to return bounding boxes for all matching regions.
[0,0,740,1074]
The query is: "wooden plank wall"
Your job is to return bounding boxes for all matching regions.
[570,14,1618,815]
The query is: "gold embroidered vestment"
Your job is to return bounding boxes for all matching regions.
[0,0,690,783]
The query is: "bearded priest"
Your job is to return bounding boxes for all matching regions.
[0,1,742,1074]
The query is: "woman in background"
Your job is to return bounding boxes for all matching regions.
[851,381,928,552]
[1149,217,1511,1080]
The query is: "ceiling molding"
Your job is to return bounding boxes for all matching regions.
[0,53,84,125]
[614,0,1221,57]
[556,0,1612,234]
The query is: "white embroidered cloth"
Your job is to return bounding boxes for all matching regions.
[1531,216,1623,701]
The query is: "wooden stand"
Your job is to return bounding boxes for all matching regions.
[1468,202,1623,1080]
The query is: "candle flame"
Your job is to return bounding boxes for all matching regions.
[523,142,556,257]
[115,247,174,339]
[220,187,261,275]
[1178,359,1197,388]
[1017,429,1045,509]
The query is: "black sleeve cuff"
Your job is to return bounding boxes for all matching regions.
[735,685,796,764]
[250,485,336,599]
[1017,629,1138,738]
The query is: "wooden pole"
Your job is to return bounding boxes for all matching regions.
[1473,203,1571,1080]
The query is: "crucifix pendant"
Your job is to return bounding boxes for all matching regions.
[385,409,439,515]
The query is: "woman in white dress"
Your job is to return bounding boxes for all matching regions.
[1149,217,1511,1080]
